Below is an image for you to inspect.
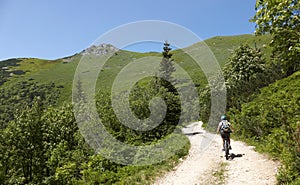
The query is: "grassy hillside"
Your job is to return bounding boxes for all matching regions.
[0,34,272,105]
[229,70,300,184]
[202,34,272,66]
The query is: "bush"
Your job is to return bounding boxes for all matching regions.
[229,71,300,184]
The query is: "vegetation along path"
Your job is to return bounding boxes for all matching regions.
[154,122,279,185]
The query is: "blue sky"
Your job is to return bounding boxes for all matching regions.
[0,0,257,60]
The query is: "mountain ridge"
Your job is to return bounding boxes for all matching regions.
[0,34,272,104]
[0,33,271,62]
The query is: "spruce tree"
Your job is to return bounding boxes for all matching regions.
[158,41,176,93]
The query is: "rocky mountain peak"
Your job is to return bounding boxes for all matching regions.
[81,44,119,56]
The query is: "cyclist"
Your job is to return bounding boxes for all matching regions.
[217,115,234,150]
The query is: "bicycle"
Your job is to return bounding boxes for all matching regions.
[224,137,230,160]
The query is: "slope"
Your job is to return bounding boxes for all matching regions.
[0,34,272,104]
[229,70,300,184]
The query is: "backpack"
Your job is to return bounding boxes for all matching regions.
[220,120,231,133]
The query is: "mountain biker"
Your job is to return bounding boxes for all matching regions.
[217,115,234,150]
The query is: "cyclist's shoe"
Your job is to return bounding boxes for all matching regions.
[222,148,225,151]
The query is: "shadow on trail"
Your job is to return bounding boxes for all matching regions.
[229,153,245,160]
[184,131,204,136]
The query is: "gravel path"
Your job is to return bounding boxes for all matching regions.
[154,122,279,185]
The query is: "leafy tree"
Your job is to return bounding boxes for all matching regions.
[0,101,92,184]
[223,44,266,109]
[252,0,300,76]
[96,83,181,145]
[42,104,92,184]
[0,98,46,184]
[199,44,268,125]
[198,72,226,127]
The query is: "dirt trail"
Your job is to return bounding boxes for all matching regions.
[154,122,279,185]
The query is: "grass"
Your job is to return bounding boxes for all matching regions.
[0,34,272,106]
[116,134,191,185]
[200,162,229,185]
[203,34,272,66]
[212,162,228,184]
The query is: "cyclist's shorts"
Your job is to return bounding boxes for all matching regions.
[220,131,230,139]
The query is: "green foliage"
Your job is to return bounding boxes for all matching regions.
[1,34,272,106]
[157,41,176,93]
[0,58,23,85]
[95,42,182,145]
[159,42,175,80]
[96,80,181,145]
[253,0,300,75]
[0,41,185,184]
[0,101,92,184]
[73,78,87,104]
[199,44,268,126]
[223,44,267,109]
[76,138,189,185]
[0,34,277,184]
[224,44,266,85]
[198,86,211,124]
[198,72,226,128]
[229,71,300,184]
[0,99,45,184]
[0,80,61,128]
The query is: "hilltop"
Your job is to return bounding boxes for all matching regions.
[0,34,272,104]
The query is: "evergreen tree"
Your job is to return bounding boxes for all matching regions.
[74,78,87,104]
[158,41,176,93]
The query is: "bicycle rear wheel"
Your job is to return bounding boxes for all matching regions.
[224,140,230,160]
